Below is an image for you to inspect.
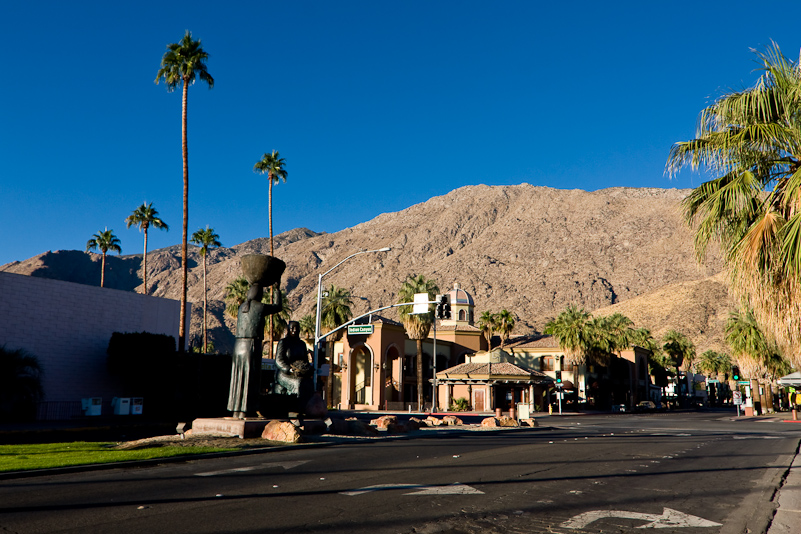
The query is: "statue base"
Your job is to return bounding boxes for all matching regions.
[191,417,273,439]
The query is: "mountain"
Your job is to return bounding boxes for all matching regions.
[2,184,726,353]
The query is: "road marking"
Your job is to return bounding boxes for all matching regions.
[195,460,308,476]
[340,483,483,496]
[560,508,721,529]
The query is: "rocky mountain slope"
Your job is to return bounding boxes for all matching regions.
[2,184,726,353]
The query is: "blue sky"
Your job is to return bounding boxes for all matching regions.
[2,1,800,266]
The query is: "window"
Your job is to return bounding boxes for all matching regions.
[541,356,555,371]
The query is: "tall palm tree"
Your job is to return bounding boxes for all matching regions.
[86,228,121,288]
[253,150,288,257]
[125,202,168,295]
[253,150,288,360]
[696,350,732,379]
[662,330,696,407]
[224,277,249,319]
[397,274,439,411]
[190,226,221,352]
[496,309,515,348]
[156,30,214,352]
[321,285,353,408]
[544,304,591,366]
[478,311,498,350]
[667,42,801,366]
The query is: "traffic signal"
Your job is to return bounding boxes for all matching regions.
[436,294,451,319]
[731,366,740,381]
[555,370,562,383]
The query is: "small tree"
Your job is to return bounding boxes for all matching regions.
[191,226,221,352]
[0,346,44,422]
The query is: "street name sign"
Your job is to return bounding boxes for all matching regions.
[347,325,374,335]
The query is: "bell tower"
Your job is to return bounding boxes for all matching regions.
[441,282,475,327]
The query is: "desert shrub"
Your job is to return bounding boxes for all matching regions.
[0,345,44,422]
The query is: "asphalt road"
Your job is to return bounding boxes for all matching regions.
[1,412,799,534]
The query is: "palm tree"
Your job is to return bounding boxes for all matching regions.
[86,228,121,288]
[125,202,169,295]
[190,226,221,352]
[544,305,591,366]
[478,311,498,350]
[397,274,439,411]
[662,330,696,407]
[725,307,775,412]
[224,277,249,319]
[156,30,214,352]
[666,43,801,367]
[496,309,515,348]
[697,350,732,406]
[321,285,353,407]
[253,150,288,257]
[299,314,316,341]
[0,345,44,421]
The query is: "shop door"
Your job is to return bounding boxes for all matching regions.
[474,389,484,412]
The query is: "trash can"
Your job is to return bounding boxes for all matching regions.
[112,397,131,415]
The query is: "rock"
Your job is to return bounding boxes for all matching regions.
[425,415,442,426]
[386,422,409,433]
[520,418,539,427]
[326,417,350,435]
[346,418,380,436]
[262,420,303,443]
[442,415,463,426]
[370,415,398,429]
[481,417,500,427]
[407,417,425,430]
[305,393,328,418]
[497,416,519,427]
[302,420,327,435]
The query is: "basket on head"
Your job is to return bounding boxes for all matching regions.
[240,254,286,287]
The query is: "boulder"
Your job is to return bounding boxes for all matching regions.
[305,393,328,418]
[442,415,463,426]
[520,418,539,427]
[497,416,519,427]
[407,417,425,430]
[481,417,500,427]
[302,420,328,435]
[326,417,350,435]
[386,422,409,433]
[346,418,380,437]
[425,415,442,426]
[370,415,398,429]
[262,420,303,443]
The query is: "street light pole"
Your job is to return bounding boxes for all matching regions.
[313,247,390,393]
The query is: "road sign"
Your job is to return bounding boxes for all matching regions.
[707,379,719,384]
[347,325,374,335]
[733,391,743,405]
[738,381,750,385]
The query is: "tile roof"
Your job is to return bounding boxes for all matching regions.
[437,362,552,381]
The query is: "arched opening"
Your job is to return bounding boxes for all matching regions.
[385,345,401,403]
[350,345,372,405]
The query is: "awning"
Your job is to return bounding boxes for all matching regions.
[778,372,801,387]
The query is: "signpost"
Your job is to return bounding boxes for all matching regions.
[347,325,374,335]
[733,390,743,417]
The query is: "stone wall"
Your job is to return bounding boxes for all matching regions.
[0,272,187,403]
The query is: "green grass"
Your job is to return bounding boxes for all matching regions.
[0,442,237,473]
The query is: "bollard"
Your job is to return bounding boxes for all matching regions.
[793,408,798,421]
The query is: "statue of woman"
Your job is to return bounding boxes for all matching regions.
[275,320,315,412]
[228,284,282,418]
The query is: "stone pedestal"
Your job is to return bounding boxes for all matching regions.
[192,417,272,438]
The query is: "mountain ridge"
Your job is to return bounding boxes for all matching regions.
[2,184,726,353]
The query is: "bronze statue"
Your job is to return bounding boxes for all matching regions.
[228,255,285,418]
[275,320,315,412]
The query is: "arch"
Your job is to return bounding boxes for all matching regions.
[349,343,375,405]
[385,344,402,402]
[459,309,466,321]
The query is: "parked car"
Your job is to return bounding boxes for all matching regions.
[635,400,657,413]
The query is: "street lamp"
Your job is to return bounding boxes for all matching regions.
[313,247,391,391]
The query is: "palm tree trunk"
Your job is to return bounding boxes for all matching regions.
[202,254,208,352]
[178,78,189,352]
[100,252,106,288]
[142,228,149,295]
[417,339,424,411]
[267,178,274,360]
